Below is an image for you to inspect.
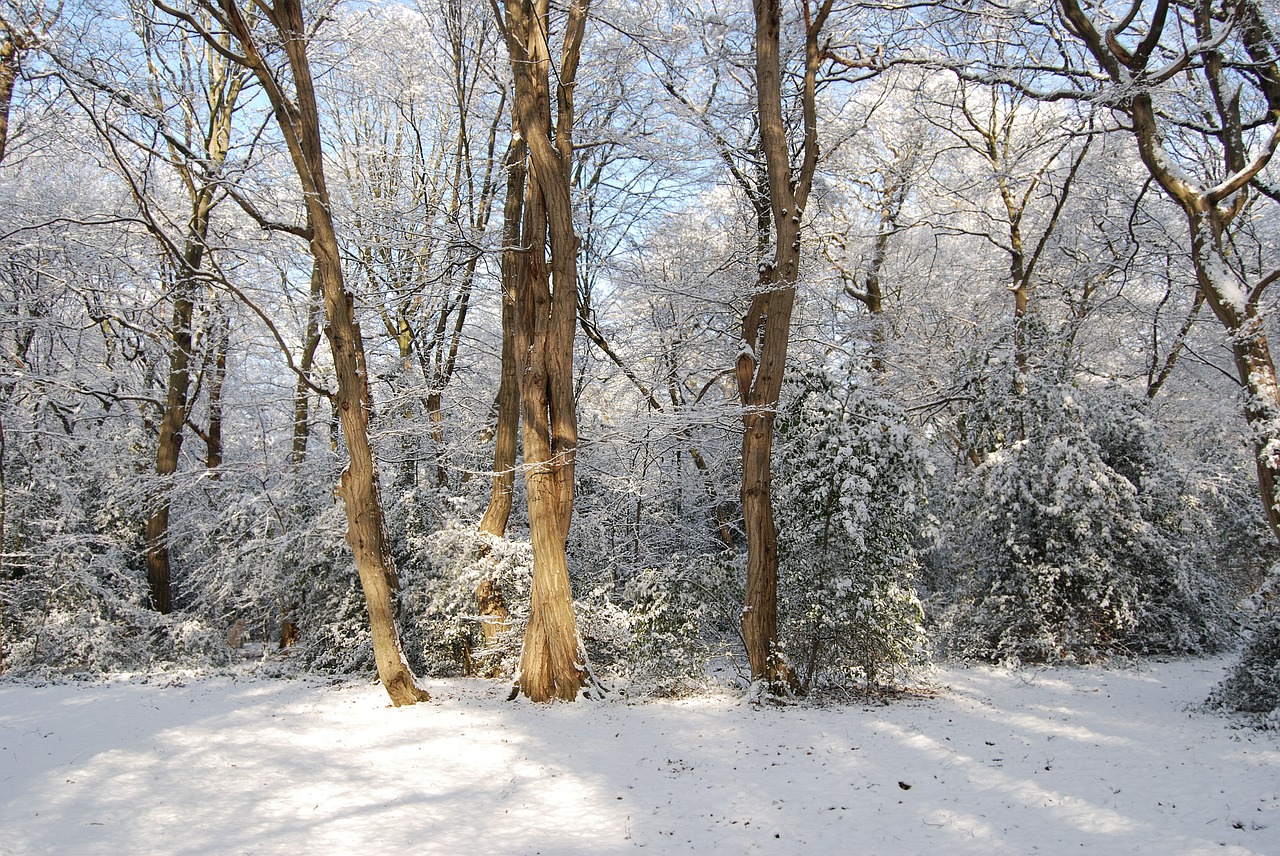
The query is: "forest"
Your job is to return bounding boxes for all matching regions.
[0,0,1278,724]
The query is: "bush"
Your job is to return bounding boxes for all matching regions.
[1210,576,1280,727]
[774,365,931,690]
[398,503,533,677]
[941,379,1232,663]
[619,552,743,694]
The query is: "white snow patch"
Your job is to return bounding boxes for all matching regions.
[0,657,1276,855]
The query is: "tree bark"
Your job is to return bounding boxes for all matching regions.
[144,248,199,614]
[204,310,228,472]
[493,0,592,702]
[0,28,18,165]
[291,262,323,467]
[204,0,429,705]
[736,0,831,690]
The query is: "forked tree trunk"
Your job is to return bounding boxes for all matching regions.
[204,0,429,705]
[494,0,591,702]
[736,0,831,690]
[513,153,581,700]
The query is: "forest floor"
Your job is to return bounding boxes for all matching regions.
[0,655,1276,855]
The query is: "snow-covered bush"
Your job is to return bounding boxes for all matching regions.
[147,454,357,673]
[619,552,743,694]
[773,365,930,690]
[0,416,236,676]
[941,379,1231,663]
[397,498,533,677]
[1210,575,1280,727]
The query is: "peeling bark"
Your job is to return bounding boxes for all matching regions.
[199,0,429,704]
[493,0,592,702]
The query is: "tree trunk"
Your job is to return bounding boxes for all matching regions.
[1192,213,1280,538]
[494,0,592,702]
[474,131,527,659]
[144,252,198,614]
[209,0,428,705]
[736,0,830,690]
[205,311,228,473]
[0,31,17,165]
[478,159,520,538]
[291,262,323,466]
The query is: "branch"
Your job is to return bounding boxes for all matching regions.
[201,267,334,398]
[1204,116,1280,204]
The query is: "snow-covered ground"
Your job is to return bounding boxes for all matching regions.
[0,656,1275,855]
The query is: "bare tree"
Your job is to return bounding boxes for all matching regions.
[0,1,59,164]
[490,0,592,702]
[61,5,248,613]
[921,80,1091,387]
[154,0,429,704]
[736,0,832,690]
[1054,0,1280,537]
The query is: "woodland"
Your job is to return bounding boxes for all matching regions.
[0,0,1278,724]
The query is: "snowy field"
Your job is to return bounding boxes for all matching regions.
[1,656,1276,855]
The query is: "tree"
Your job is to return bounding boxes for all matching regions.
[154,0,429,705]
[920,79,1092,387]
[0,1,57,165]
[1044,0,1280,720]
[330,1,505,490]
[134,15,244,613]
[473,112,525,664]
[1047,0,1280,537]
[736,0,832,690]
[490,0,592,702]
[51,0,251,613]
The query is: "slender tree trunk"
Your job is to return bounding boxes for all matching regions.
[858,216,889,373]
[209,0,428,704]
[477,333,518,537]
[1146,290,1203,399]
[478,132,521,538]
[736,0,830,690]
[291,263,323,466]
[205,311,228,472]
[474,130,526,662]
[144,241,202,614]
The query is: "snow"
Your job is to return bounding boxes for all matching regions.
[1,657,1276,855]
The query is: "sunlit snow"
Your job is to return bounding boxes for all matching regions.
[1,656,1275,855]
